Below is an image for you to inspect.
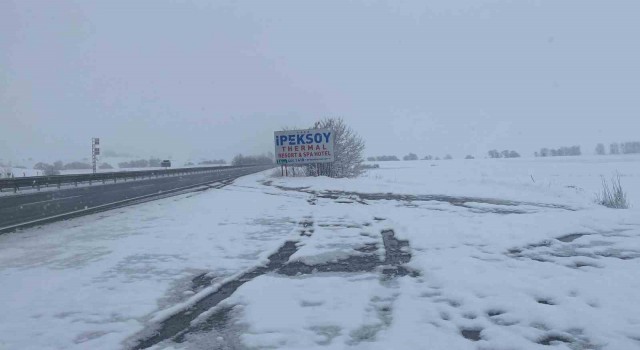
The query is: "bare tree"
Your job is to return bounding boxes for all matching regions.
[595,143,606,155]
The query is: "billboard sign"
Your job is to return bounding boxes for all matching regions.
[274,129,334,165]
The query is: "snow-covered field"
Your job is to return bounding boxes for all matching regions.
[1,156,639,350]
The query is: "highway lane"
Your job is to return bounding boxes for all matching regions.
[0,165,272,231]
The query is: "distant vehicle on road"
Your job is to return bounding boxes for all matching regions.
[160,160,171,168]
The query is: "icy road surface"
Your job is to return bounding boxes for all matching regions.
[1,156,639,350]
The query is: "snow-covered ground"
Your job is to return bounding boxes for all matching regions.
[1,156,639,350]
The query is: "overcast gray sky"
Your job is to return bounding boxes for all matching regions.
[2,0,639,163]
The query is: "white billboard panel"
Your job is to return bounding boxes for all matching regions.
[274,129,335,165]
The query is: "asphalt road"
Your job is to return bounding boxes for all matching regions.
[0,165,272,232]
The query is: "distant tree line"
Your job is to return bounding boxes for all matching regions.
[535,146,581,157]
[199,159,226,165]
[403,153,419,161]
[118,158,163,168]
[62,161,92,170]
[32,160,115,175]
[488,150,521,159]
[596,142,640,155]
[367,155,400,162]
[231,154,273,166]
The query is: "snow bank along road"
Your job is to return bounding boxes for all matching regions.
[0,165,273,233]
[0,157,639,350]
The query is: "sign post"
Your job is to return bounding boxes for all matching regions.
[91,138,100,174]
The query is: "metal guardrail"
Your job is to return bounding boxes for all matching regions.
[0,164,271,193]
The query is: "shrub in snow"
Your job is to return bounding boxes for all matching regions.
[596,173,629,209]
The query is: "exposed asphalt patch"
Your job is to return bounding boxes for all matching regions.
[507,230,640,265]
[264,183,575,213]
[130,224,417,349]
[278,229,417,278]
[130,240,299,350]
[557,233,589,243]
[538,333,573,346]
[461,328,483,342]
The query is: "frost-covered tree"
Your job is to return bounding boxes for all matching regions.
[465,155,475,159]
[307,118,365,178]
[444,154,453,160]
[595,143,606,155]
